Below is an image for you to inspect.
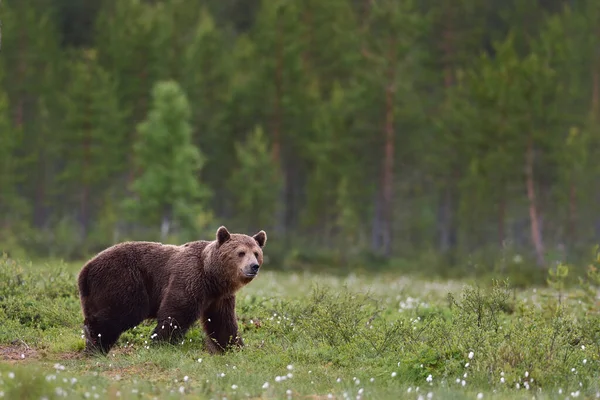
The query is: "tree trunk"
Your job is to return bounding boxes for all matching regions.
[33,125,48,228]
[160,206,171,242]
[567,179,576,245]
[160,215,170,242]
[371,191,383,253]
[592,67,599,122]
[498,191,506,247]
[380,39,396,257]
[437,186,456,253]
[81,66,92,241]
[128,65,148,186]
[302,3,312,73]
[15,22,26,130]
[33,160,46,228]
[525,135,545,267]
[272,9,285,237]
[437,11,459,258]
[272,9,284,165]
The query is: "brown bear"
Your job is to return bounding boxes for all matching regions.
[77,226,266,355]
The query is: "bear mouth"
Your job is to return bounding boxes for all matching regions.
[244,272,258,278]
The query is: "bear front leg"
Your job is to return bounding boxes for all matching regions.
[201,296,243,354]
[152,299,197,345]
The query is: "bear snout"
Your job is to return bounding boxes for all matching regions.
[245,263,260,277]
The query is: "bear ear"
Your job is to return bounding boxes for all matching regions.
[216,226,231,246]
[253,230,267,248]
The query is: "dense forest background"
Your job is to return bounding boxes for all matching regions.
[1,0,600,277]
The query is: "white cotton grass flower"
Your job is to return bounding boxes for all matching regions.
[468,351,474,359]
[426,374,433,383]
[231,384,238,390]
[391,372,397,378]
[477,394,484,399]
[183,376,189,382]
[262,382,269,389]
[287,365,293,371]
[7,372,15,379]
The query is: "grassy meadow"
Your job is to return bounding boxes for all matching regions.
[0,254,599,400]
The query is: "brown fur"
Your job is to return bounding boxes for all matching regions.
[77,226,267,355]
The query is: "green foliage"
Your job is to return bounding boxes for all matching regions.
[3,0,600,272]
[58,50,128,186]
[547,262,570,299]
[1,258,600,398]
[0,69,29,233]
[125,80,211,239]
[448,280,513,331]
[227,125,282,232]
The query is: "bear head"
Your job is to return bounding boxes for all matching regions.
[214,226,267,285]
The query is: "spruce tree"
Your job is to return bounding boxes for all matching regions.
[126,80,210,241]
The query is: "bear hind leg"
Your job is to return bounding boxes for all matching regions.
[82,298,150,355]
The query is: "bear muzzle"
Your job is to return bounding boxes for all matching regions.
[244,263,260,277]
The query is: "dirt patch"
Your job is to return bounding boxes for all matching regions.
[58,350,85,360]
[103,361,159,380]
[0,342,39,362]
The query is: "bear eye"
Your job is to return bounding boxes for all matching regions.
[238,251,246,257]
[254,252,259,258]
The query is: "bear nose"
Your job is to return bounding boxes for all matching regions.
[250,263,260,273]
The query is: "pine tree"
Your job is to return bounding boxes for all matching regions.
[0,66,28,233]
[359,0,425,257]
[125,80,210,241]
[227,126,282,233]
[94,0,156,122]
[57,49,128,242]
[181,7,235,213]
[1,1,63,228]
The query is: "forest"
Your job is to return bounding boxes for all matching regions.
[1,0,600,277]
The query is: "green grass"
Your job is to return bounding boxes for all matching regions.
[1,254,599,400]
